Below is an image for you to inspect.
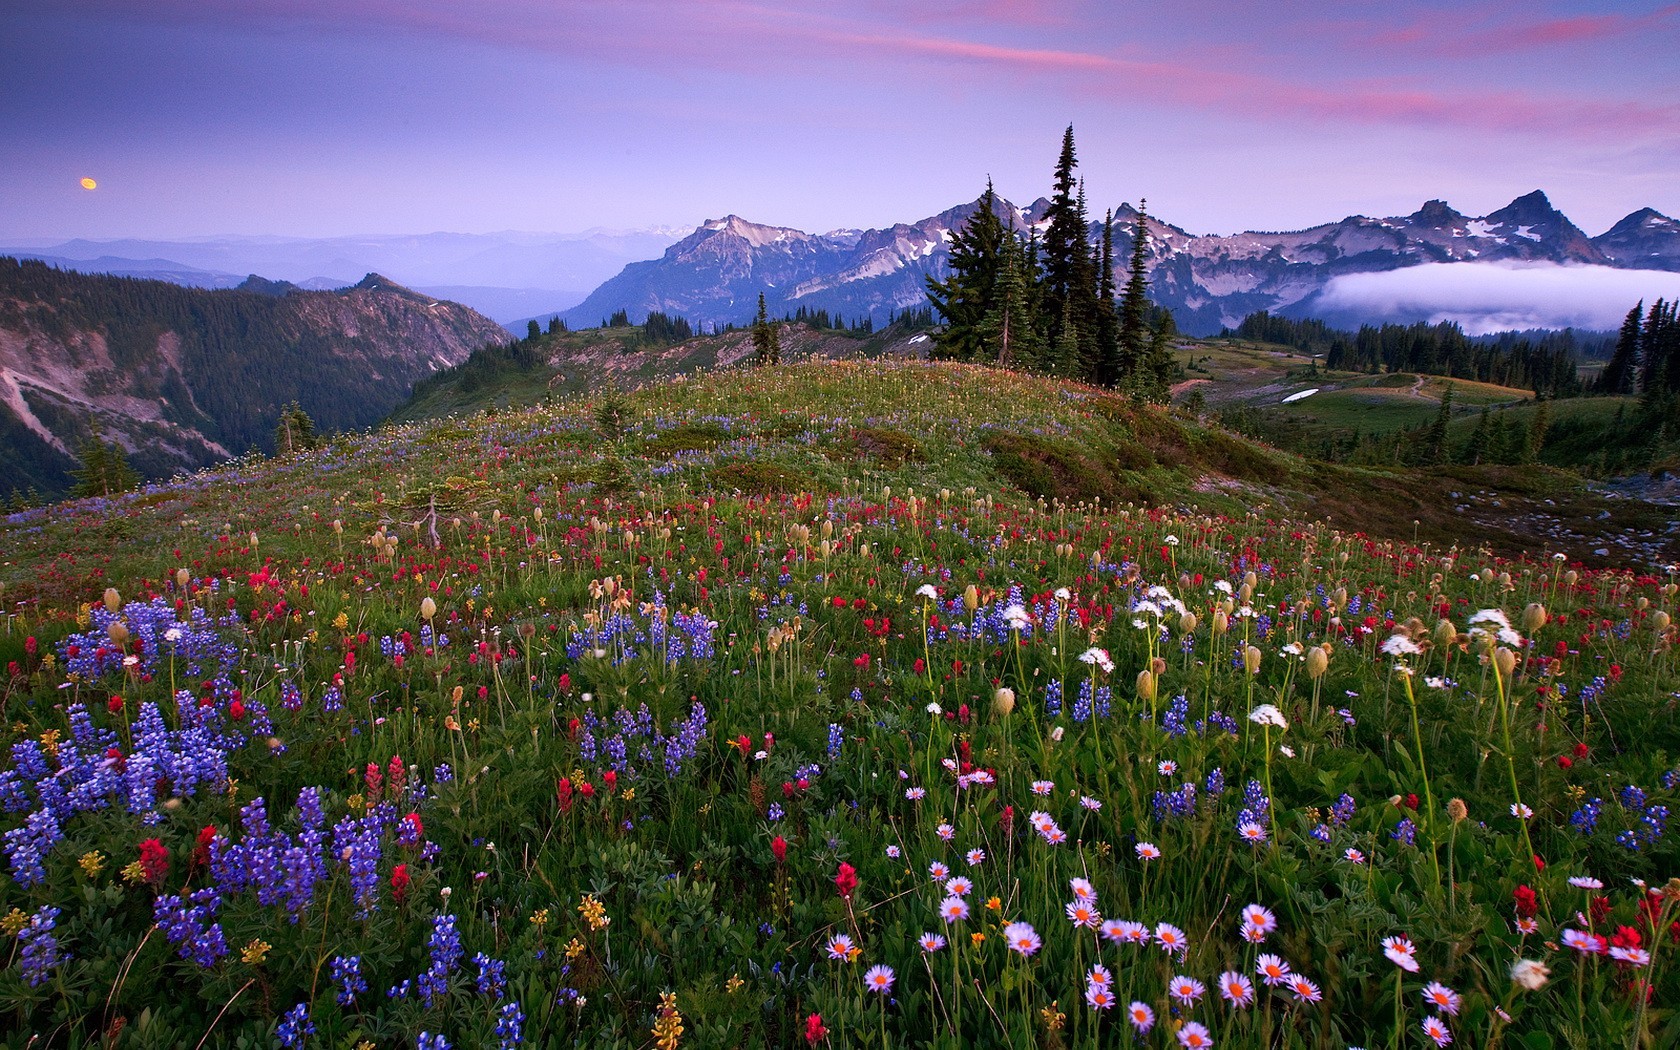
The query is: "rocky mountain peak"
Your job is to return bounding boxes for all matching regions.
[1408,199,1466,227]
[351,272,413,294]
[1486,190,1562,226]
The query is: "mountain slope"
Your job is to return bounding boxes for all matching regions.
[556,193,1680,336]
[0,258,508,496]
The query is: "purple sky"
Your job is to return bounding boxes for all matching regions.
[3,1,1677,241]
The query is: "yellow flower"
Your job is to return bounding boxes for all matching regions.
[726,973,744,994]
[79,851,105,877]
[652,991,684,1050]
[578,894,611,931]
[332,611,350,631]
[241,939,272,965]
[1,908,27,936]
[565,937,586,960]
[621,787,636,802]
[347,793,366,814]
[121,860,148,884]
[985,895,1002,912]
[530,908,551,927]
[970,932,986,947]
[1041,1001,1066,1031]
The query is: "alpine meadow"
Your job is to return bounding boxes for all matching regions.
[5,5,1680,1047]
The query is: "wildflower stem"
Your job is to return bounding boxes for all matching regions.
[1400,671,1443,895]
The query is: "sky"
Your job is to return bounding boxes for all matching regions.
[2,1,1678,242]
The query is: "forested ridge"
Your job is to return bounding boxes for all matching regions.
[0,258,505,498]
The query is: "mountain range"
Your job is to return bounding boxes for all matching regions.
[555,191,1680,336]
[0,260,507,496]
[0,228,687,325]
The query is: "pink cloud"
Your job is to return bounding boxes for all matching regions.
[62,0,1680,142]
[1365,2,1680,55]
[815,24,1679,140]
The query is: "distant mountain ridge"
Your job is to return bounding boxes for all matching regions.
[0,227,689,324]
[0,258,507,496]
[555,191,1680,336]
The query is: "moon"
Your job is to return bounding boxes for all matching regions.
[80,177,98,190]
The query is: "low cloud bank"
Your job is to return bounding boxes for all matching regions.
[1313,262,1680,335]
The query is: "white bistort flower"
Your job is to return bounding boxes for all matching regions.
[1380,634,1422,657]
[1078,647,1115,674]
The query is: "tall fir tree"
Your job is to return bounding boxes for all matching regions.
[70,431,139,498]
[752,293,780,365]
[1039,127,1094,365]
[926,182,1008,361]
[978,228,1044,369]
[1597,303,1642,395]
[274,401,318,455]
[1523,397,1549,464]
[1118,201,1153,394]
[1423,383,1454,465]
[1138,310,1178,404]
[1090,209,1121,387]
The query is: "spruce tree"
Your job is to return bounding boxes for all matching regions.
[1039,127,1093,361]
[926,182,1008,361]
[70,432,139,498]
[979,231,1044,369]
[1463,406,1491,465]
[1424,383,1453,464]
[1138,311,1179,404]
[1090,210,1121,387]
[275,402,318,455]
[752,293,775,365]
[1523,397,1549,464]
[1118,202,1153,394]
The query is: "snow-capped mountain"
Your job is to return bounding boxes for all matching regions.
[556,192,1680,336]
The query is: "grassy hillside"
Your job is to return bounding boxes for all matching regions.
[389,319,934,423]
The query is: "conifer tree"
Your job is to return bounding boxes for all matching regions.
[979,230,1044,369]
[926,182,1008,361]
[1523,397,1549,464]
[1118,202,1153,394]
[1039,127,1094,364]
[752,293,777,365]
[1089,209,1121,387]
[1463,406,1491,465]
[1424,383,1453,464]
[275,402,318,455]
[1592,304,1640,396]
[70,431,139,498]
[1138,311,1179,404]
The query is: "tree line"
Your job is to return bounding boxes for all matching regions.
[1231,311,1584,399]
[1596,299,1680,407]
[922,127,1179,401]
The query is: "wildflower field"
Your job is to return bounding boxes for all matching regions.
[1,361,1677,1049]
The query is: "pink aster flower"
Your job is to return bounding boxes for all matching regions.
[1126,1001,1154,1034]
[1382,935,1421,973]
[1003,921,1042,956]
[1421,981,1460,1016]
[1219,971,1256,1008]
[1421,1015,1453,1047]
